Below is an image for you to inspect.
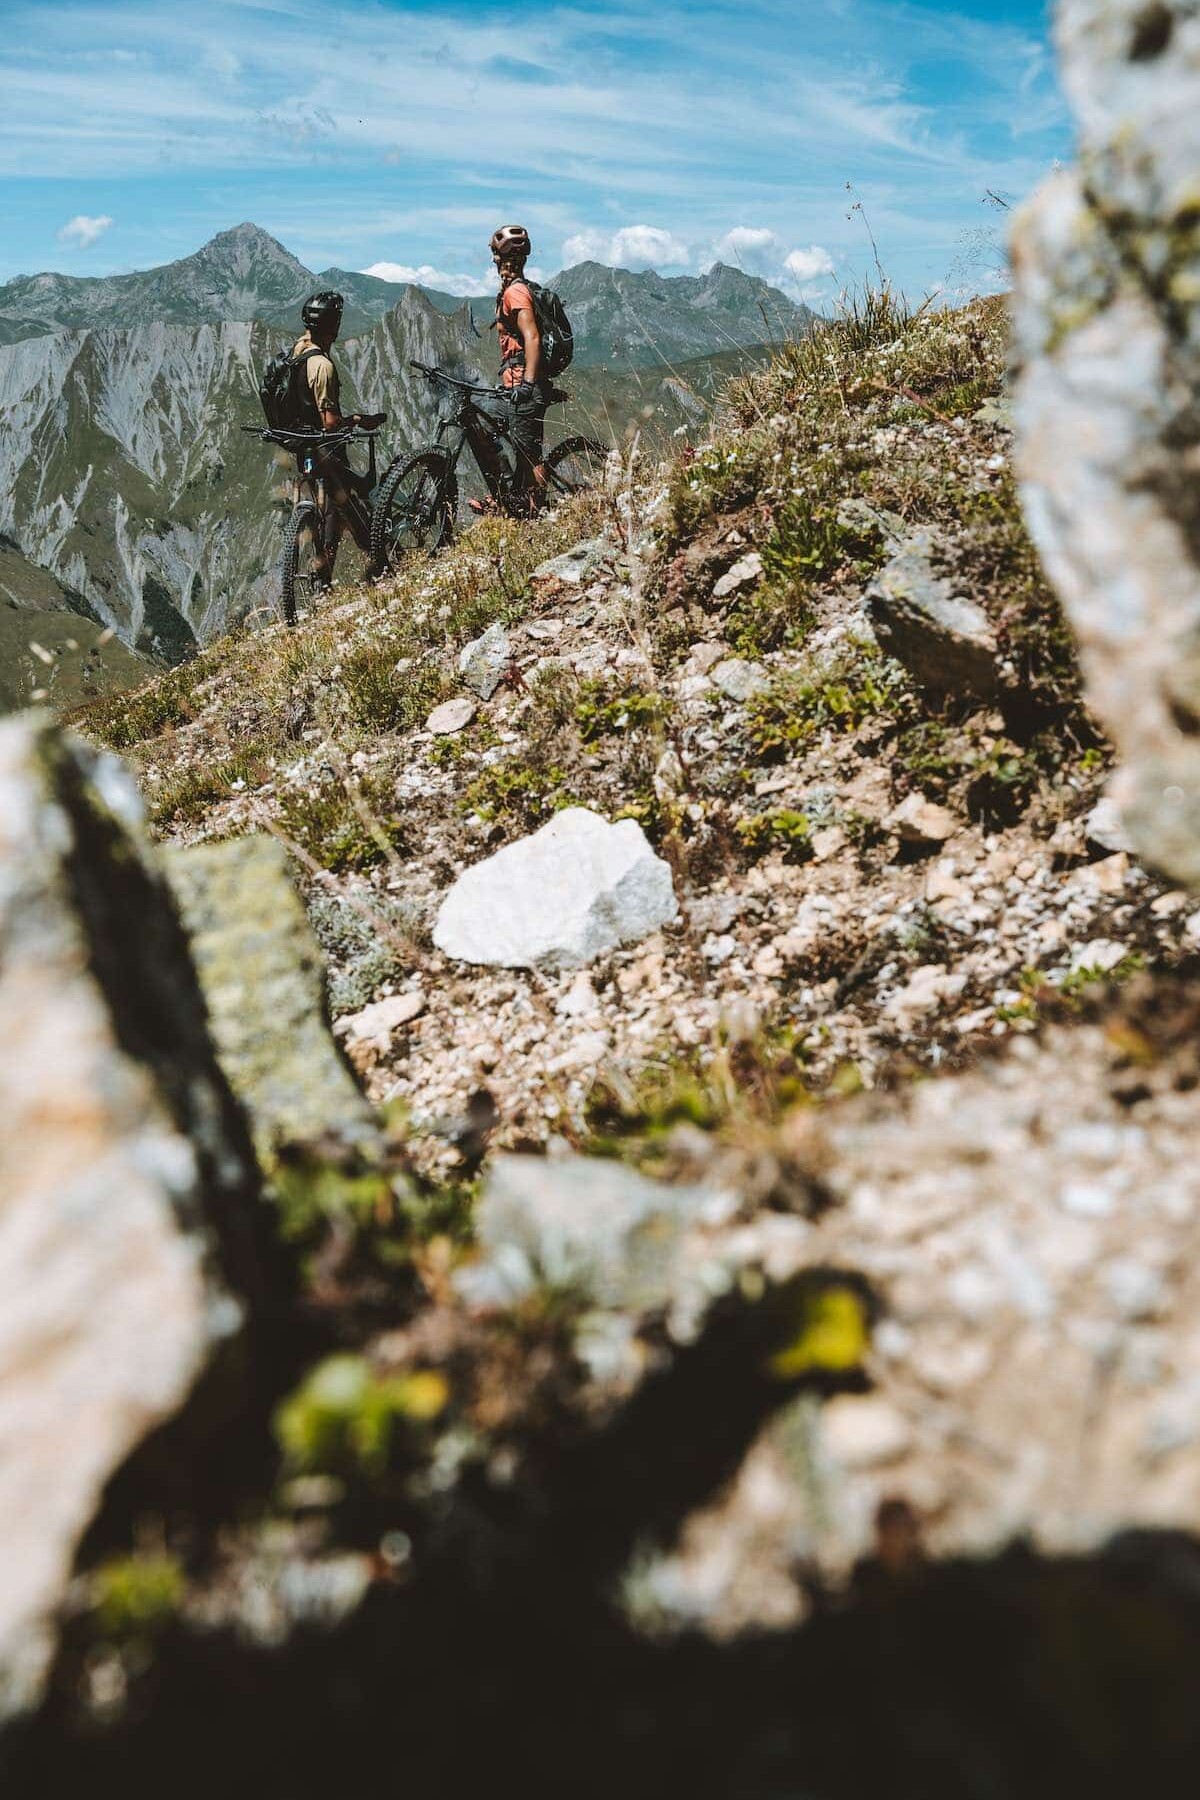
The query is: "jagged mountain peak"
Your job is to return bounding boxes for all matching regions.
[185,223,311,276]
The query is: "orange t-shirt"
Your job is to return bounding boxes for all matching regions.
[496,279,535,388]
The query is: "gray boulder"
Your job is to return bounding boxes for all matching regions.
[458,622,510,700]
[711,657,770,702]
[460,1154,740,1319]
[531,536,612,587]
[0,717,259,1722]
[867,529,998,697]
[433,806,678,969]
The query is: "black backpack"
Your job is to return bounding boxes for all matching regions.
[528,282,574,377]
[258,344,323,431]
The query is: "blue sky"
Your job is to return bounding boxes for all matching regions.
[0,0,1069,300]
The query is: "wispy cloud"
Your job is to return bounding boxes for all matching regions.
[0,0,1070,297]
[57,213,113,248]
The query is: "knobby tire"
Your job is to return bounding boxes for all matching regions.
[371,451,457,570]
[544,435,608,499]
[279,505,322,627]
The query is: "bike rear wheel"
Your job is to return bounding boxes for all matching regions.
[544,435,609,500]
[279,504,327,626]
[371,451,457,568]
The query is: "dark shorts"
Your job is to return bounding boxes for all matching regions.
[481,384,549,486]
[508,385,548,471]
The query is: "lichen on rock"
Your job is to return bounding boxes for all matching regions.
[162,834,379,1165]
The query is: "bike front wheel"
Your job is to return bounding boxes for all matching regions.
[371,451,457,569]
[279,504,327,626]
[544,435,609,501]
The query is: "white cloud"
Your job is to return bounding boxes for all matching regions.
[709,225,836,301]
[784,245,836,284]
[561,224,690,271]
[713,226,779,271]
[56,213,113,249]
[363,260,491,297]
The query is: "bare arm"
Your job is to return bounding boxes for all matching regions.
[310,355,382,431]
[513,295,542,386]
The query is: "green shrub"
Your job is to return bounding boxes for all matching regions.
[736,808,811,860]
[90,1555,185,1642]
[275,1354,449,1480]
[745,650,906,760]
[147,742,274,827]
[462,759,578,828]
[277,766,407,873]
[78,656,215,750]
[574,681,669,743]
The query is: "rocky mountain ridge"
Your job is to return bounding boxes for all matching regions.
[0,222,813,367]
[0,290,486,663]
[0,224,409,344]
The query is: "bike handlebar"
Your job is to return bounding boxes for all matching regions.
[240,423,381,447]
[409,360,496,397]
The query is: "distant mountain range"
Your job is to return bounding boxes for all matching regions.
[0,223,814,366]
[0,225,478,349]
[0,225,815,690]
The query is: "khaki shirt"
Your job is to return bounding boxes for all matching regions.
[292,332,339,416]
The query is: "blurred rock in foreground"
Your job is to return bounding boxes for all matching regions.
[0,716,260,1721]
[1012,0,1200,882]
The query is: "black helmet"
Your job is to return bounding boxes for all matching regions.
[302,290,344,331]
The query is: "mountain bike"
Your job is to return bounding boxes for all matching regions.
[242,421,382,625]
[369,363,608,569]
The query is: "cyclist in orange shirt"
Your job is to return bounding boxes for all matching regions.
[489,224,547,509]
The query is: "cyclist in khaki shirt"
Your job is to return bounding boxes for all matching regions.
[292,291,386,586]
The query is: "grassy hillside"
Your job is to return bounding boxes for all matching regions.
[73,289,1182,1144]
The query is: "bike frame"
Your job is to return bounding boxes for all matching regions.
[243,422,380,550]
[404,365,534,508]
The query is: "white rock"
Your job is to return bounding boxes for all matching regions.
[433,807,678,969]
[459,622,510,700]
[1085,795,1133,855]
[1067,938,1128,975]
[458,1152,739,1315]
[711,658,770,702]
[1011,0,1200,884]
[886,792,958,846]
[713,551,763,600]
[685,641,728,675]
[557,972,601,1018]
[885,963,967,1032]
[810,825,847,862]
[545,1029,610,1075]
[335,990,426,1049]
[426,696,477,735]
[525,618,564,641]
